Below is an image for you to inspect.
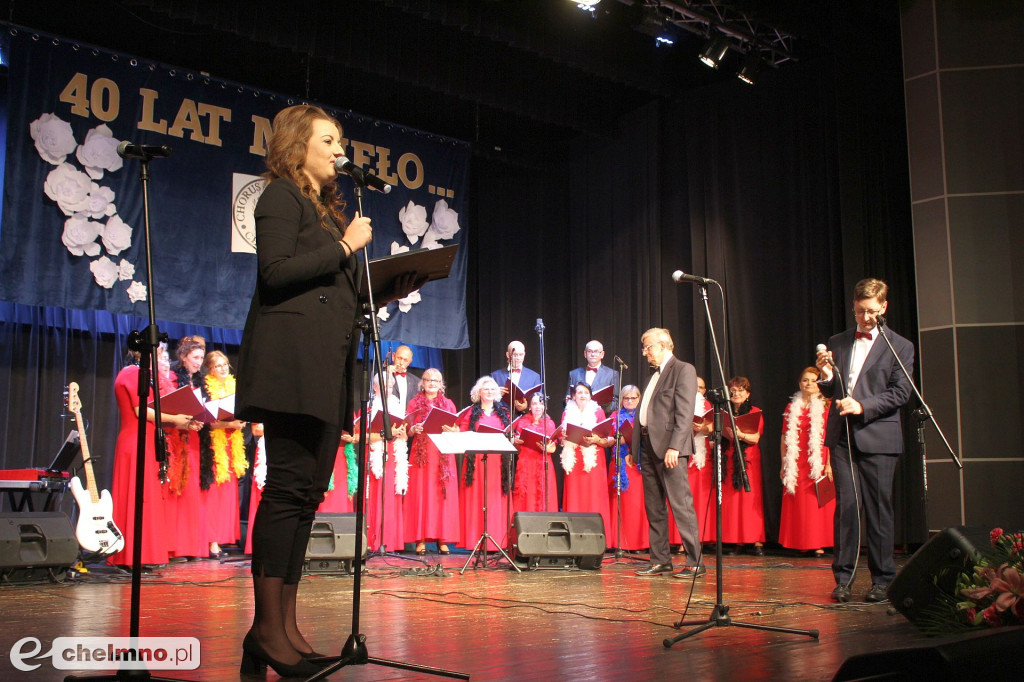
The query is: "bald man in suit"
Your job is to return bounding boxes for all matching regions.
[630,327,705,578]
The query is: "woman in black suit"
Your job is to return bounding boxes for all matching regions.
[235,104,372,677]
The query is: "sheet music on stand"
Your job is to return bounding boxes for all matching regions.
[428,432,517,455]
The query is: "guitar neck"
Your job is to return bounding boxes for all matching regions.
[73,401,100,505]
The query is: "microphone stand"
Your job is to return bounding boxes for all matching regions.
[664,282,817,648]
[876,317,961,470]
[66,153,179,682]
[535,319,550,511]
[610,357,629,562]
[308,183,466,682]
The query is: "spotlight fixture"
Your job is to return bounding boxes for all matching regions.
[698,35,730,70]
[737,51,761,85]
[572,0,601,10]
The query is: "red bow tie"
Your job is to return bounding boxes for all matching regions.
[855,331,872,340]
[394,371,407,377]
[511,369,521,374]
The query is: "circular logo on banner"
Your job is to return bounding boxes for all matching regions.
[232,177,266,252]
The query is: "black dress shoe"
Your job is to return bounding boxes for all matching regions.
[673,565,707,578]
[240,632,321,677]
[830,584,851,603]
[634,563,673,576]
[864,584,889,602]
[752,544,765,557]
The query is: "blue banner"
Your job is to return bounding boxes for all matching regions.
[0,25,469,349]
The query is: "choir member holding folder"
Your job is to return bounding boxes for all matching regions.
[202,350,248,558]
[363,374,409,553]
[721,376,766,556]
[512,393,558,513]
[458,376,512,548]
[405,368,461,555]
[560,382,612,540]
[777,367,834,555]
[597,385,648,551]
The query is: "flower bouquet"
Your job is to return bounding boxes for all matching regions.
[919,527,1024,634]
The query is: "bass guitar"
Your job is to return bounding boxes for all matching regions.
[67,382,125,556]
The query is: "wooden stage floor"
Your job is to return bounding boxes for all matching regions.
[0,549,948,681]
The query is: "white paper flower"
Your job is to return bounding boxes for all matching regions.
[126,280,148,303]
[421,230,443,250]
[89,256,118,288]
[398,200,429,245]
[84,183,116,220]
[376,306,391,321]
[397,289,422,313]
[76,125,124,179]
[102,215,133,255]
[29,113,78,165]
[44,163,93,216]
[390,241,410,255]
[118,259,135,281]
[61,214,102,256]
[430,199,460,240]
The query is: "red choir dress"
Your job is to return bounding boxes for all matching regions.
[512,414,558,513]
[458,406,512,549]
[560,400,612,542]
[364,396,409,552]
[688,434,717,543]
[404,393,461,545]
[688,393,716,543]
[245,435,265,554]
[606,408,648,551]
[777,395,835,551]
[165,368,208,558]
[720,406,766,544]
[109,364,171,566]
[318,441,356,513]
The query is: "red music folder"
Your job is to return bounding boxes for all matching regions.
[505,380,543,406]
[150,385,216,423]
[590,384,614,405]
[815,475,836,507]
[419,405,471,433]
[517,427,550,451]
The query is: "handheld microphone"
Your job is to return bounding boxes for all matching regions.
[613,354,628,370]
[816,344,838,370]
[672,270,718,285]
[117,141,172,160]
[334,156,392,194]
[877,314,887,328]
[535,318,545,333]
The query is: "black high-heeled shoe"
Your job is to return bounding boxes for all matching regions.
[240,632,321,677]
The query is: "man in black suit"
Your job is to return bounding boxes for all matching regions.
[630,328,705,578]
[390,344,421,411]
[490,340,541,413]
[816,278,914,603]
[565,340,619,414]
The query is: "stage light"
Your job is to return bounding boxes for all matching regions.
[737,51,762,85]
[698,35,730,70]
[572,0,601,11]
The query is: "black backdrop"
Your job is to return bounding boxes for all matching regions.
[0,1,927,545]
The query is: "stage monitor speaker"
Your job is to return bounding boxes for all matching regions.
[832,625,1024,681]
[887,526,991,624]
[0,512,79,583]
[510,512,605,570]
[303,512,367,575]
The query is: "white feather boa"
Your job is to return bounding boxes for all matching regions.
[781,392,827,495]
[560,400,600,474]
[691,434,708,470]
[368,438,410,495]
[253,436,267,490]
